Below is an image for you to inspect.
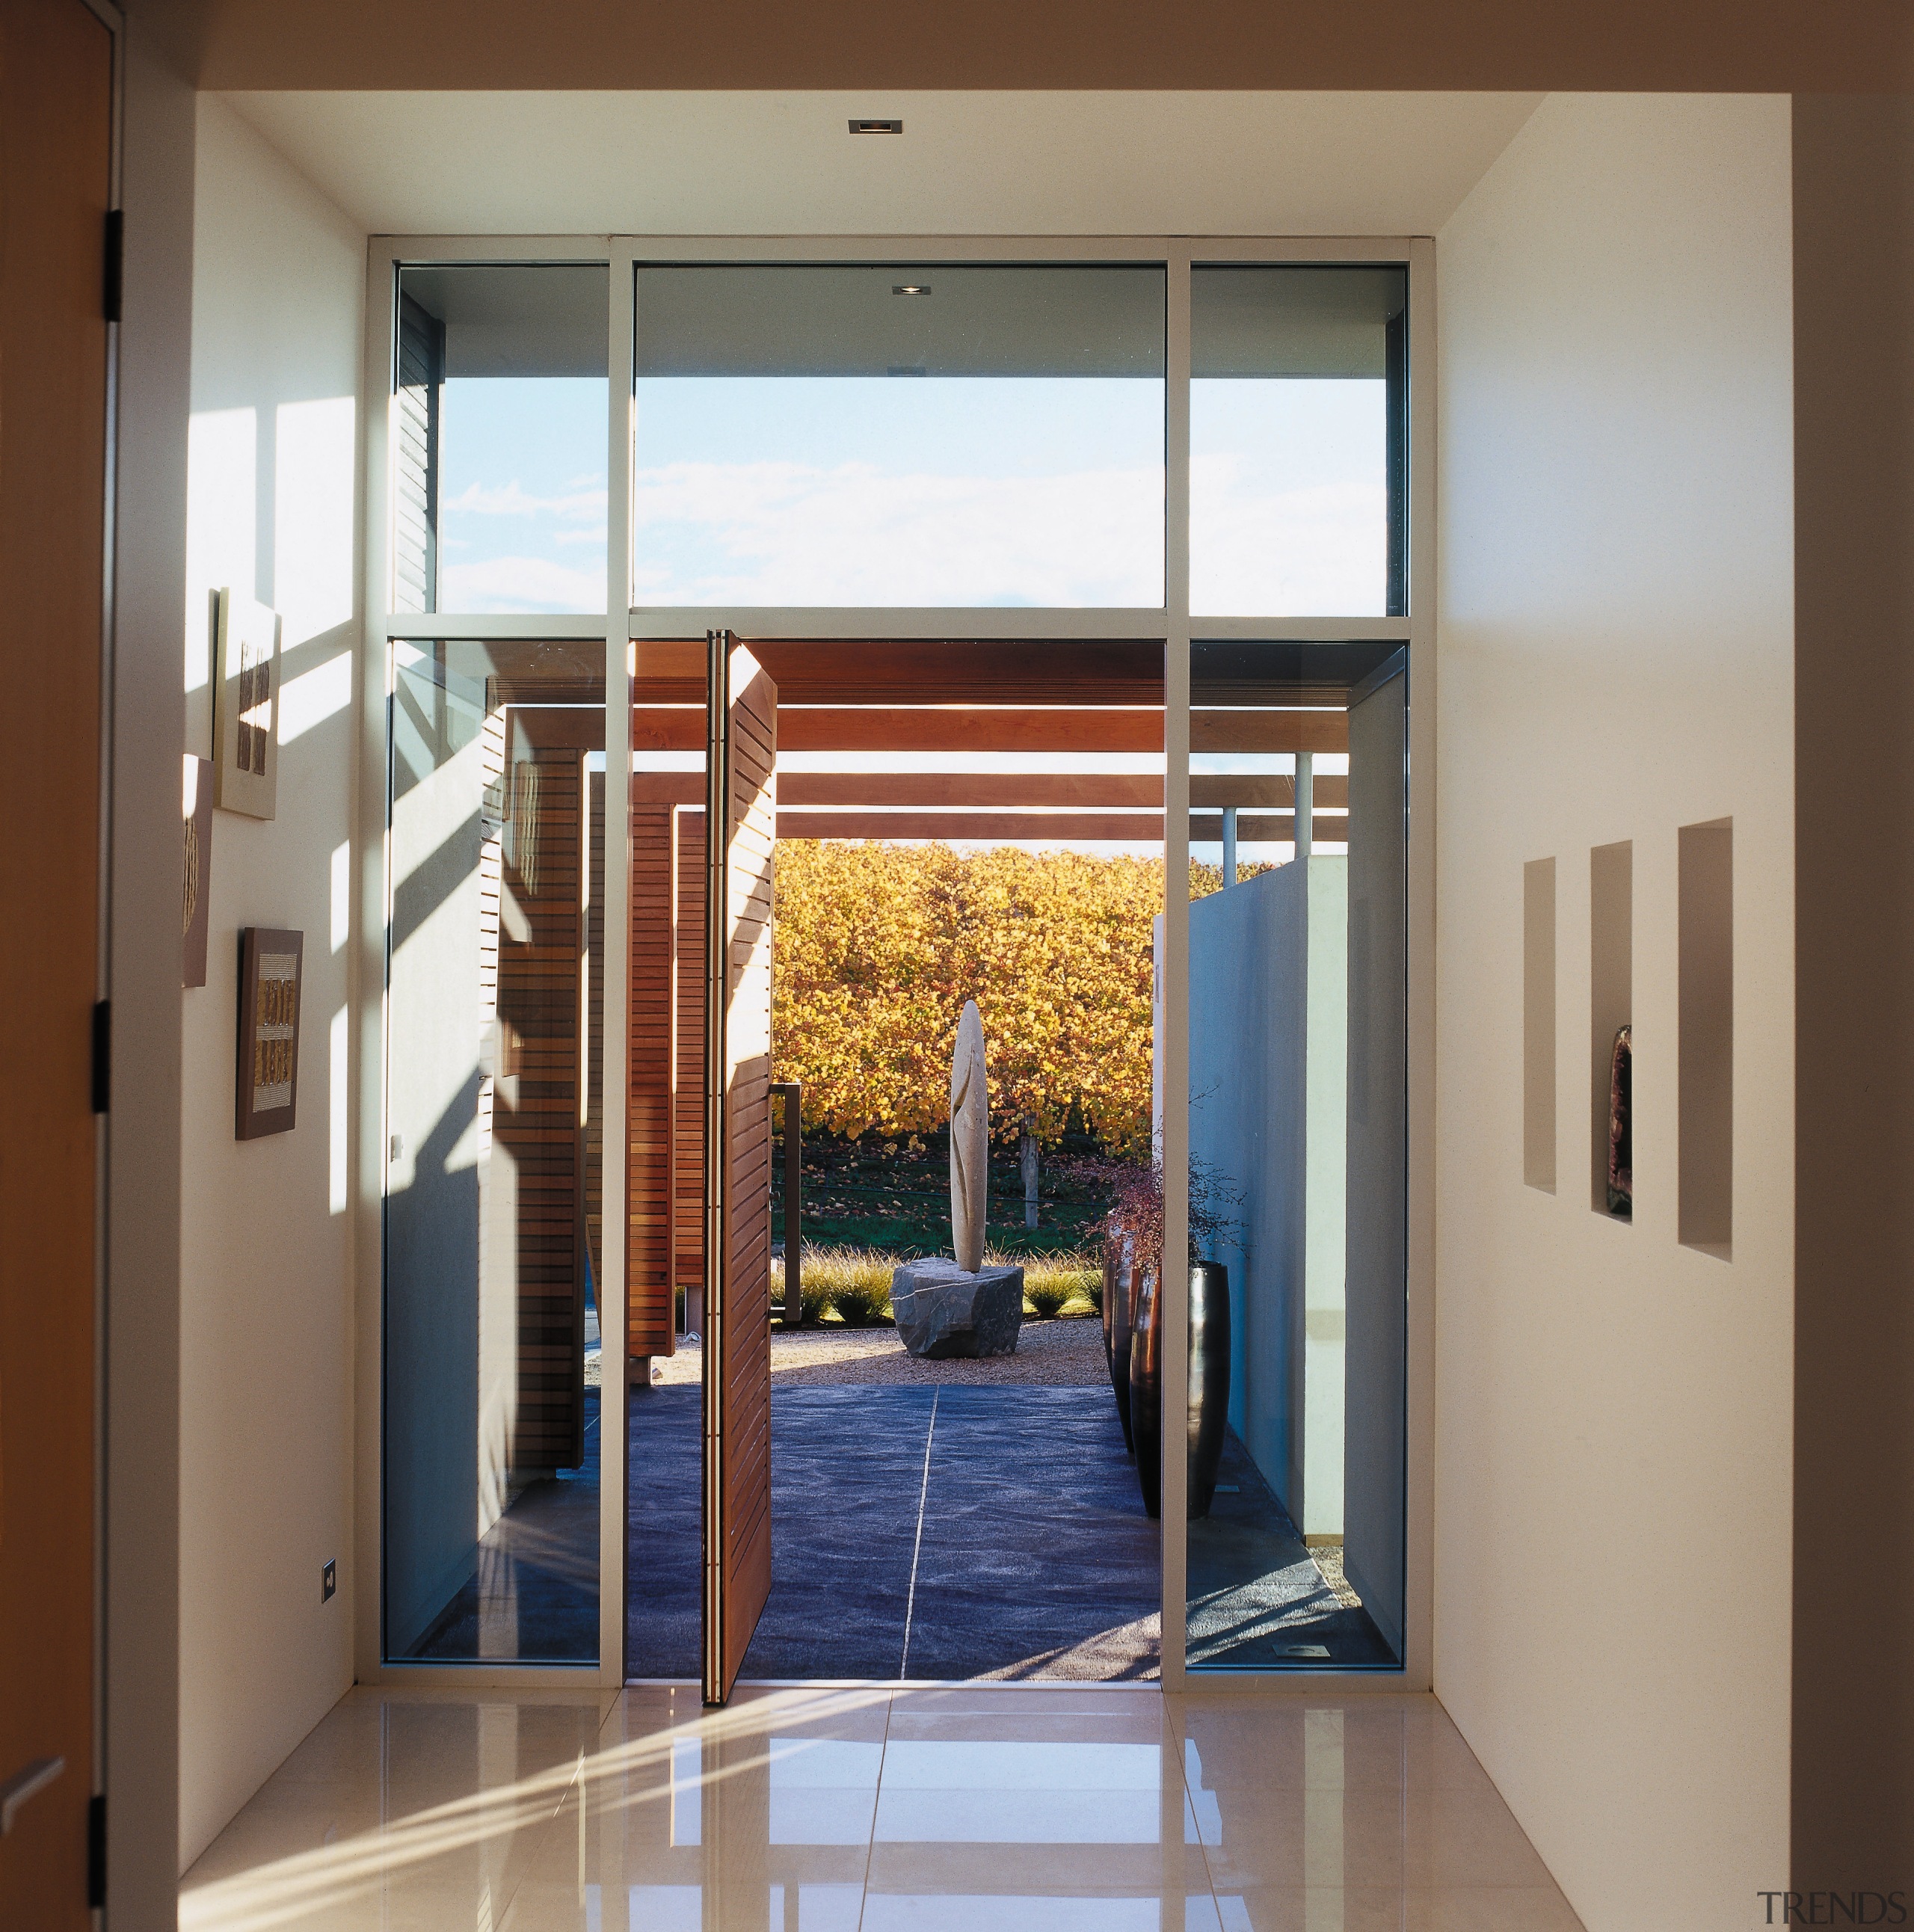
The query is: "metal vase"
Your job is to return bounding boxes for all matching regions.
[1128,1262,1231,1520]
[1128,1266,1162,1516]
[1108,1250,1136,1456]
[1187,1261,1231,1520]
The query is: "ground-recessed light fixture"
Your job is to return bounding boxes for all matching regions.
[849,118,903,135]
[893,283,930,297]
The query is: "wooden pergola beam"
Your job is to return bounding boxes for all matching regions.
[631,772,1352,810]
[630,706,1347,754]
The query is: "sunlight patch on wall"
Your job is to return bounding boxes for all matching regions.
[185,406,256,692]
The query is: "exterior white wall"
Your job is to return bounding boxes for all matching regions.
[178,95,364,1871]
[1189,858,1345,1532]
[1434,94,1794,1929]
[1192,864,1306,1510]
[1300,857,1347,1539]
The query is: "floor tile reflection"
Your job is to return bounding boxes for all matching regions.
[181,1685,1584,1932]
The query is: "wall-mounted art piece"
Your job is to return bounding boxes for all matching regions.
[1607,1024,1634,1217]
[236,926,303,1139]
[213,588,282,819]
[182,754,213,988]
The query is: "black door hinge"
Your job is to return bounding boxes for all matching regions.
[87,1793,105,1907]
[90,1001,110,1115]
[103,209,123,325]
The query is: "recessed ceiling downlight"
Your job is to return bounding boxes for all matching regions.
[893,284,930,297]
[849,118,903,135]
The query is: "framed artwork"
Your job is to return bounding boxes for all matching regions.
[236,927,303,1139]
[214,588,282,819]
[182,754,213,988]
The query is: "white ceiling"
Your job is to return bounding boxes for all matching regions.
[223,89,1543,239]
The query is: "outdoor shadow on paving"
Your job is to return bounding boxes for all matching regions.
[626,1383,1160,1680]
[1187,1428,1397,1669]
[627,1378,1393,1679]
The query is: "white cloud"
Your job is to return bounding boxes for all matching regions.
[632,460,1164,607]
[1189,455,1386,615]
[439,555,606,615]
[443,479,606,522]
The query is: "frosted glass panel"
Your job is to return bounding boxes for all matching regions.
[634,265,1166,607]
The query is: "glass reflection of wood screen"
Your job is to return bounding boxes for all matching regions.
[481,713,588,1475]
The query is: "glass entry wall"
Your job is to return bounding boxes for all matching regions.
[1181,642,1409,1670]
[367,234,1430,1688]
[384,637,606,1663]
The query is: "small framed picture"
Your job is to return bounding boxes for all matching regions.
[214,588,282,819]
[236,927,303,1139]
[182,754,213,988]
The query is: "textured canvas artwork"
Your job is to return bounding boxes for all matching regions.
[182,754,213,988]
[236,926,303,1139]
[213,588,282,819]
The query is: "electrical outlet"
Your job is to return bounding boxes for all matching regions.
[321,1559,337,1602]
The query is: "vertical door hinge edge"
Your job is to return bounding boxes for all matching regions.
[91,1000,111,1114]
[87,1792,105,1907]
[103,209,123,325]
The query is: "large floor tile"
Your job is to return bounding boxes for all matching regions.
[179,1691,609,1932]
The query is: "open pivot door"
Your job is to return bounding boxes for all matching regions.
[701,631,778,1703]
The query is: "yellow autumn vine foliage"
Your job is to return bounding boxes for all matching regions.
[773,842,1171,1155]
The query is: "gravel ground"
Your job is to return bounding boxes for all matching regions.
[644,1314,1109,1388]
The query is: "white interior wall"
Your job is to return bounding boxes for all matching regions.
[178,94,364,1871]
[1433,94,1794,1930]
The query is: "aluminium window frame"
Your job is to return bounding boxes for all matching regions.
[355,233,1436,1698]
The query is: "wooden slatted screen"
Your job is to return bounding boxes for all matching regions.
[393,293,442,615]
[627,805,677,1359]
[705,641,778,1702]
[490,734,588,1471]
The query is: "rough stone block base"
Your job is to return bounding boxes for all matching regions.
[890,1258,1025,1359]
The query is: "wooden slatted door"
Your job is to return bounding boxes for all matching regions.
[701,633,778,1704]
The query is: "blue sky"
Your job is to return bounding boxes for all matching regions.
[434,375,1385,616]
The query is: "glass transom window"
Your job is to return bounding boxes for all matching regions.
[633,265,1166,608]
[1191,266,1408,618]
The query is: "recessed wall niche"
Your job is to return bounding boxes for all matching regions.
[1590,841,1632,1216]
[1523,857,1556,1192]
[1678,819,1733,1257]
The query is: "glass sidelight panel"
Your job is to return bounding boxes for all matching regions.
[1181,640,1407,1670]
[633,264,1166,607]
[384,638,604,1663]
[1190,266,1408,618]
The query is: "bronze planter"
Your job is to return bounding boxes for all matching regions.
[1130,1261,1232,1520]
[1107,1249,1136,1455]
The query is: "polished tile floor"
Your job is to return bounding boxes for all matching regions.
[177,1685,1585,1931]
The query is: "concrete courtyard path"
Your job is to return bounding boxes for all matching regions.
[627,1382,1162,1681]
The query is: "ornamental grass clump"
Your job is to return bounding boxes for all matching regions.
[798,1246,895,1326]
[771,1257,834,1327]
[1003,1249,1100,1319]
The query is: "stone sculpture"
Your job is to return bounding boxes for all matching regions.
[891,999,1024,1359]
[950,998,988,1273]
